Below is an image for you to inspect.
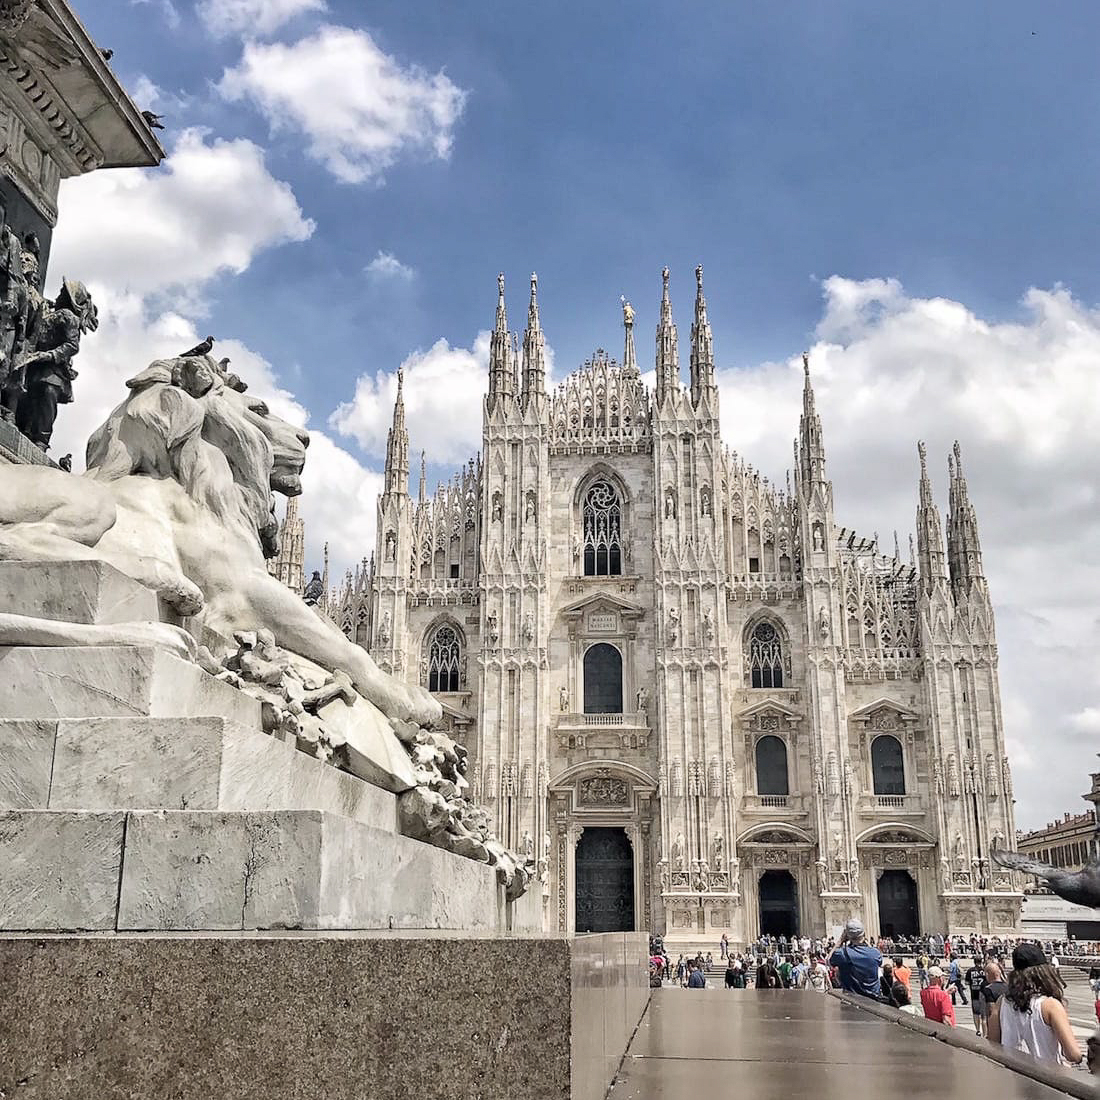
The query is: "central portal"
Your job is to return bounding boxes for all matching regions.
[575,827,635,933]
[758,870,799,937]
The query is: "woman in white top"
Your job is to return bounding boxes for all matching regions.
[987,942,1082,1067]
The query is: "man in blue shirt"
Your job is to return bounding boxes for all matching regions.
[829,918,882,999]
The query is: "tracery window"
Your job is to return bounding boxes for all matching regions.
[749,620,784,688]
[427,624,462,693]
[583,480,622,576]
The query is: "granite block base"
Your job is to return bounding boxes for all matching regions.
[0,932,648,1100]
[0,559,159,624]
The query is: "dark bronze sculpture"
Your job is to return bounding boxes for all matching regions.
[992,848,1100,909]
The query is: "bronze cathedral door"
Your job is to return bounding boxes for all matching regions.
[575,827,635,932]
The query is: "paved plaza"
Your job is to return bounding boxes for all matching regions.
[612,989,1088,1097]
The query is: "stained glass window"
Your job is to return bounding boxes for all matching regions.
[583,480,622,576]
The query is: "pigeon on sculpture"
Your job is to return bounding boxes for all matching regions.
[991,848,1100,909]
[180,336,214,357]
[141,110,165,130]
[303,570,325,606]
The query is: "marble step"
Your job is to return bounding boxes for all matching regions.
[0,716,397,833]
[0,645,260,726]
[0,809,503,933]
[0,559,159,624]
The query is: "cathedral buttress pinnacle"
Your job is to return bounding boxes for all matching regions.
[383,367,409,498]
[521,271,546,408]
[621,294,638,375]
[655,266,679,405]
[689,264,715,406]
[915,440,949,595]
[488,272,513,409]
[947,440,986,600]
[797,353,828,489]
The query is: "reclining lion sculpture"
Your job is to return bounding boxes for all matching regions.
[0,353,439,729]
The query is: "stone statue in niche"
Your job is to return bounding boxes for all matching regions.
[812,522,824,551]
[487,610,499,643]
[702,609,714,642]
[667,606,679,643]
[818,606,830,640]
[521,829,534,862]
[954,832,966,869]
[378,611,391,645]
[664,489,676,519]
[700,485,712,516]
[831,830,843,869]
[524,492,536,522]
[491,492,502,522]
[711,832,724,872]
[671,832,685,871]
[522,612,534,644]
[384,530,396,562]
[636,685,649,712]
[559,685,569,712]
[10,275,97,452]
[947,753,960,798]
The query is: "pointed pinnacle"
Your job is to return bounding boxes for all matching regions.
[917,440,927,473]
[953,439,963,474]
[695,264,703,291]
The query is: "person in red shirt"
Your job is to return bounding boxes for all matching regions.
[920,966,956,1027]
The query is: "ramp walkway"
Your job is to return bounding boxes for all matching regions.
[611,988,1089,1098]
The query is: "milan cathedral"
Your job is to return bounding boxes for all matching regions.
[318,266,1021,943]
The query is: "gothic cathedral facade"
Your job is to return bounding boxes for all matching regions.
[340,267,1022,944]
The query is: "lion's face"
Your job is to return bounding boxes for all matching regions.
[222,389,309,497]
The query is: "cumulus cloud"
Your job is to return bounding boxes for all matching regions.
[196,0,325,38]
[330,333,491,465]
[47,129,377,582]
[715,276,1100,828]
[49,129,313,299]
[365,250,414,281]
[218,26,467,184]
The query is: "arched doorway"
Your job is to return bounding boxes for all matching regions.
[877,870,920,937]
[583,643,623,714]
[575,827,634,933]
[758,870,798,937]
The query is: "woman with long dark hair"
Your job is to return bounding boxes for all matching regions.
[987,943,1082,1067]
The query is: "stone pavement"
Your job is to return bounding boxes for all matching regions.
[610,988,1084,1098]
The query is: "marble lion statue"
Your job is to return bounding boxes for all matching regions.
[0,353,440,728]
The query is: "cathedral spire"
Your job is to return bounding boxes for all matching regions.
[915,440,948,595]
[488,272,513,409]
[521,271,546,408]
[621,295,638,375]
[947,440,986,599]
[418,450,427,504]
[655,266,679,405]
[689,263,714,405]
[797,352,827,487]
[383,367,409,497]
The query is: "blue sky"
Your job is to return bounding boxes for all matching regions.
[54,0,1100,828]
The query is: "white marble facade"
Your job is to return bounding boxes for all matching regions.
[333,267,1022,943]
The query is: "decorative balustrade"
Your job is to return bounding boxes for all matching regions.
[555,712,648,730]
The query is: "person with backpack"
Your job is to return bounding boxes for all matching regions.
[946,955,968,1005]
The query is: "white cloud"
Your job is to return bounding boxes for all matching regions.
[131,0,181,30]
[196,0,325,38]
[330,333,491,465]
[715,275,1100,829]
[49,129,313,298]
[365,250,414,281]
[218,26,467,184]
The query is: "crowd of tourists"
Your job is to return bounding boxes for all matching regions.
[648,923,1100,1075]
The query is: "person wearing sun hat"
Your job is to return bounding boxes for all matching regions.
[828,918,882,999]
[987,942,1082,1067]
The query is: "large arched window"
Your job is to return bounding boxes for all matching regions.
[583,480,622,576]
[427,623,462,692]
[748,621,784,688]
[583,643,623,714]
[871,735,906,795]
[755,735,789,796]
